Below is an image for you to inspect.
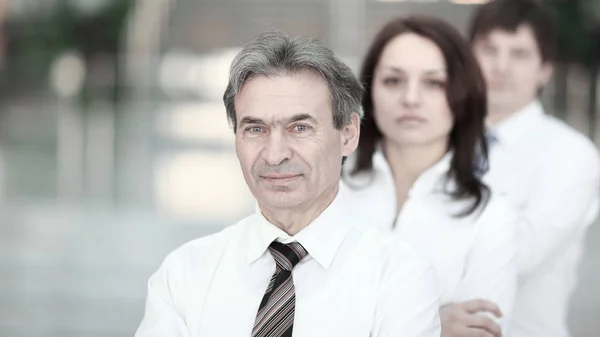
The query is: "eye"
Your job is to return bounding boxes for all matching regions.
[478,43,496,56]
[424,79,446,89]
[245,126,265,133]
[511,49,530,59]
[382,77,404,86]
[290,124,311,133]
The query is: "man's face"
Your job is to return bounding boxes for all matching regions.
[473,24,552,115]
[234,70,359,211]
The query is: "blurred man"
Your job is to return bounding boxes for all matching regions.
[135,30,442,337]
[463,0,600,336]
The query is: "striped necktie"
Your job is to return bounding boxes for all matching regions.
[252,241,308,337]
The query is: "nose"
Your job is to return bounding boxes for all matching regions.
[262,130,293,165]
[491,52,510,76]
[401,79,421,109]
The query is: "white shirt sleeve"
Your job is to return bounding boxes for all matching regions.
[135,252,191,337]
[373,242,442,337]
[453,195,518,332]
[514,151,600,274]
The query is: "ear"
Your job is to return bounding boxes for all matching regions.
[341,112,361,157]
[538,62,554,87]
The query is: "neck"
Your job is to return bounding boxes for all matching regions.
[487,100,533,127]
[260,184,339,236]
[383,139,448,191]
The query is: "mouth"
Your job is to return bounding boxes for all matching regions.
[395,116,426,124]
[488,81,510,90]
[260,174,301,182]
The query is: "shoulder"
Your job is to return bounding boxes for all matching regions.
[358,229,441,310]
[539,116,600,169]
[158,216,252,273]
[352,225,433,278]
[480,191,516,221]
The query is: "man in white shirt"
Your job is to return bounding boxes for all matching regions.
[135,31,442,337]
[462,1,600,336]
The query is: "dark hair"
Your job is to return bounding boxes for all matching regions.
[468,0,557,64]
[351,16,489,216]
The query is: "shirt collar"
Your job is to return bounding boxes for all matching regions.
[492,100,545,146]
[372,146,452,196]
[246,188,352,269]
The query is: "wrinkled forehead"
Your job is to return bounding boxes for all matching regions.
[235,72,333,123]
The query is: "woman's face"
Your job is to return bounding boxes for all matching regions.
[372,33,453,148]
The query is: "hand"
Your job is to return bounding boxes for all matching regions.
[440,299,503,337]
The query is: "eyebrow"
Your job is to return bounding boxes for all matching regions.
[382,66,447,76]
[288,113,318,125]
[238,113,319,127]
[239,116,266,126]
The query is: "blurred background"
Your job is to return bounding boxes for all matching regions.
[0,0,598,336]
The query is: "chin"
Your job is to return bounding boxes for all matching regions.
[489,92,515,105]
[256,190,308,210]
[395,136,436,147]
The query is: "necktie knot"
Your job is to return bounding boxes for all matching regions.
[475,129,499,177]
[268,241,307,271]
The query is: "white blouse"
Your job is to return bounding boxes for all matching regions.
[341,150,517,330]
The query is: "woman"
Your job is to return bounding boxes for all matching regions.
[342,16,517,336]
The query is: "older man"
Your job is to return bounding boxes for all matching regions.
[135,31,441,337]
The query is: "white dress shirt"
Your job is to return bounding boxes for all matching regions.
[484,100,600,337]
[341,150,517,331]
[135,188,442,337]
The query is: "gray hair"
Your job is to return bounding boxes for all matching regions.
[223,30,364,131]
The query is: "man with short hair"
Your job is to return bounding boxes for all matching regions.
[452,1,600,336]
[135,30,442,337]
